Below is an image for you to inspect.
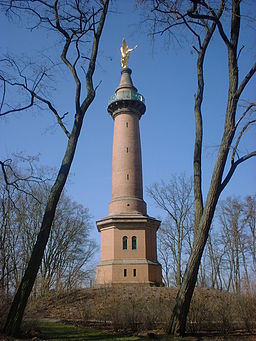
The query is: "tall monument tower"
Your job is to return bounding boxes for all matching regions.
[96,40,162,285]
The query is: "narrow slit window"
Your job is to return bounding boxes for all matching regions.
[123,236,128,250]
[124,269,127,277]
[132,236,137,250]
[133,269,136,277]
[126,147,129,153]
[127,174,129,180]
[126,122,128,127]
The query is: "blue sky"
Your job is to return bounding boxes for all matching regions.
[1,1,255,262]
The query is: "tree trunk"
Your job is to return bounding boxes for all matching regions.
[168,0,244,334]
[168,194,221,334]
[177,225,182,287]
[3,129,82,335]
[193,52,204,241]
[3,1,109,334]
[168,125,235,335]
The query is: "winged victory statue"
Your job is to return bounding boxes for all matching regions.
[120,38,138,68]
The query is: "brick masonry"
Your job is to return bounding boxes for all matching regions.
[96,68,162,286]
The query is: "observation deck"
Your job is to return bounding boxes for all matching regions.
[107,68,146,118]
[108,91,145,105]
[108,89,146,118]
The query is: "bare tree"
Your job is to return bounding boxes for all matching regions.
[140,0,256,335]
[0,183,14,297]
[157,234,173,287]
[244,195,256,275]
[38,194,96,294]
[148,175,194,287]
[0,156,49,298]
[0,0,109,336]
[197,195,256,293]
[219,198,243,293]
[217,196,254,293]
[0,171,96,299]
[206,232,225,290]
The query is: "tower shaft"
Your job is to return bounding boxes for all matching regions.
[109,110,146,215]
[108,68,147,215]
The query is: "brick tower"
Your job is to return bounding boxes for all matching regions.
[96,67,162,285]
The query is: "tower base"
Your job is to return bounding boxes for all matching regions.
[96,214,162,286]
[96,259,162,286]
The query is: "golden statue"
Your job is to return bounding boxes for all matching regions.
[120,38,138,68]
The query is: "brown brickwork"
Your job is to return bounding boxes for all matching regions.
[96,68,162,286]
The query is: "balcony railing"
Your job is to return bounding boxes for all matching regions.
[108,90,145,106]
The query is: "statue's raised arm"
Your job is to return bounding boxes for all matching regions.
[120,38,138,68]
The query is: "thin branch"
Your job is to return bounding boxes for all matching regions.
[0,160,10,186]
[33,92,71,138]
[235,103,256,128]
[32,70,46,92]
[81,0,109,114]
[54,0,70,40]
[192,45,200,54]
[147,185,179,225]
[153,3,203,48]
[0,78,6,112]
[0,159,47,203]
[152,21,189,36]
[231,120,256,163]
[95,79,102,92]
[237,45,245,61]
[220,151,256,193]
[188,0,231,49]
[0,92,35,117]
[55,3,81,114]
[0,76,71,137]
[236,62,256,99]
[60,111,69,120]
[73,39,81,68]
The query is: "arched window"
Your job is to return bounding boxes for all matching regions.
[132,236,137,250]
[123,236,128,250]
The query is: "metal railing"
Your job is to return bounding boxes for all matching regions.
[108,90,145,105]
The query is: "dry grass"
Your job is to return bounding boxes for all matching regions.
[187,288,256,335]
[1,286,256,337]
[25,285,177,331]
